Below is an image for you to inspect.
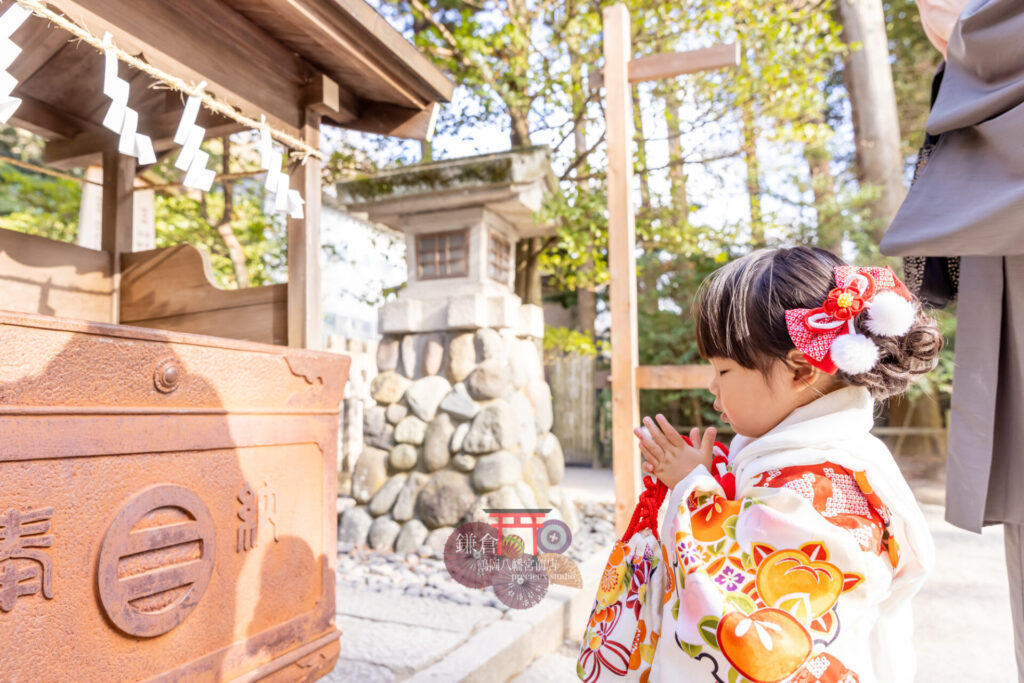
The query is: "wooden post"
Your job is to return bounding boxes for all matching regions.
[604,4,641,537]
[601,6,739,535]
[78,165,104,250]
[288,108,323,350]
[102,148,135,324]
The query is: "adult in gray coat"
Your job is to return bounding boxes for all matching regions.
[881,0,1024,676]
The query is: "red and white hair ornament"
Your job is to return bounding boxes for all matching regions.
[785,266,915,375]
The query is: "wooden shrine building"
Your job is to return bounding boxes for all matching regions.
[0,1,451,681]
[2,0,452,348]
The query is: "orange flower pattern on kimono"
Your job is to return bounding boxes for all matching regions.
[651,461,893,683]
[579,532,664,683]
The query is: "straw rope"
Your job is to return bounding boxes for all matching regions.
[15,0,322,161]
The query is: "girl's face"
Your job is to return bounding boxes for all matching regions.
[707,355,824,438]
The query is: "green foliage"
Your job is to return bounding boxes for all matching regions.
[154,186,286,289]
[0,128,288,290]
[543,324,606,362]
[0,162,81,243]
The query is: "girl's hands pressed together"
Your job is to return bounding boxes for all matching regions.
[633,414,717,489]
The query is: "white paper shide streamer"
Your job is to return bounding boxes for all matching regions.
[173,81,216,191]
[100,32,155,165]
[258,115,304,219]
[0,3,31,124]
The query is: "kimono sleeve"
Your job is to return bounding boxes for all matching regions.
[654,462,896,683]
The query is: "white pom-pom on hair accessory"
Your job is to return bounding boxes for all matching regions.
[865,290,915,337]
[831,332,879,375]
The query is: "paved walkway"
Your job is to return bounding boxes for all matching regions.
[328,466,1017,682]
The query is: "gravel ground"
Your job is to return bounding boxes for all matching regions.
[336,499,618,611]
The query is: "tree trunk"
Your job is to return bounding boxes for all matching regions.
[524,237,542,305]
[805,137,842,253]
[572,48,597,339]
[742,104,764,247]
[509,108,531,148]
[663,90,688,219]
[837,0,906,242]
[509,105,539,300]
[207,137,249,288]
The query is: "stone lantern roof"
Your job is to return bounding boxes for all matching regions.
[334,146,557,238]
[332,147,557,337]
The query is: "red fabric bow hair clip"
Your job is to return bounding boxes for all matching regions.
[785,266,915,375]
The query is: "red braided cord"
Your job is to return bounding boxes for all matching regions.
[620,475,668,543]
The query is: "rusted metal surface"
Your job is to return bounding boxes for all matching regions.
[0,311,349,681]
[97,484,217,638]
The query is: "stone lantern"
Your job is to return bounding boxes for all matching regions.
[334,147,577,555]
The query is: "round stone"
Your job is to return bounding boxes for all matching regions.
[526,380,553,433]
[339,506,373,547]
[510,392,538,456]
[471,450,522,492]
[377,337,400,372]
[415,471,476,529]
[451,454,475,472]
[508,344,527,391]
[371,372,411,405]
[466,359,511,401]
[392,471,429,522]
[423,413,455,472]
[368,516,401,551]
[422,333,445,377]
[520,339,544,382]
[386,403,409,425]
[539,434,565,485]
[448,333,476,384]
[425,527,454,554]
[395,416,428,445]
[474,328,506,363]
[450,422,471,454]
[405,376,453,422]
[365,423,396,452]
[351,447,388,504]
[439,383,478,422]
[389,444,418,471]
[363,405,387,437]
[400,334,420,379]
[369,473,408,516]
[462,401,518,454]
[394,519,429,554]
[515,481,538,508]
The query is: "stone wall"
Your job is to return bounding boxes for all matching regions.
[327,335,378,498]
[340,327,577,555]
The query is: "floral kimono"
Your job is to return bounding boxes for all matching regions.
[581,386,934,683]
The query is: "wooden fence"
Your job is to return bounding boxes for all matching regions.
[549,354,598,465]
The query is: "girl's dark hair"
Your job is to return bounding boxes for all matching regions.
[693,246,943,399]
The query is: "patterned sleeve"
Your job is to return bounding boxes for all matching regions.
[655,461,898,683]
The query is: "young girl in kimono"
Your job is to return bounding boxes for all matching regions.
[626,247,939,683]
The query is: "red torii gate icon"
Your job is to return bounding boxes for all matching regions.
[484,508,551,554]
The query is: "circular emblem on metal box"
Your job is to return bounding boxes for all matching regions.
[97,484,216,637]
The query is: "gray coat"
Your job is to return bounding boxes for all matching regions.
[880,0,1024,532]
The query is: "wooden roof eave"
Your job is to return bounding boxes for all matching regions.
[12,0,451,167]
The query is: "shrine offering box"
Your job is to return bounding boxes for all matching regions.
[0,311,348,682]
